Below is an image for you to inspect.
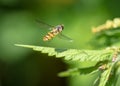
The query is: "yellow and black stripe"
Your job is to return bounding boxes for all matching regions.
[43,29,58,41]
[43,26,63,41]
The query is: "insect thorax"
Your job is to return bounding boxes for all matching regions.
[56,25,63,32]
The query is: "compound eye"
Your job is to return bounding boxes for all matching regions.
[61,24,64,30]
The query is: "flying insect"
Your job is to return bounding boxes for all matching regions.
[36,20,73,42]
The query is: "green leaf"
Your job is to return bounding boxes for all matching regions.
[95,63,113,86]
[15,44,120,86]
[58,61,109,77]
[15,44,114,62]
[106,61,120,86]
[58,67,98,77]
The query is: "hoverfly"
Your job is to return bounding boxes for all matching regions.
[36,19,73,42]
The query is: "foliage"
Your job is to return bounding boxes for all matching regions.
[15,18,120,86]
[91,18,120,48]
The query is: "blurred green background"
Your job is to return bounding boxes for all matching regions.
[0,0,120,86]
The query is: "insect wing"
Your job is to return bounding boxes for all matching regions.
[36,19,54,30]
[58,33,73,42]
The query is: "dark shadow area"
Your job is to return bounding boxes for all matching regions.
[0,52,67,86]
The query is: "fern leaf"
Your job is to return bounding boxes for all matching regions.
[58,61,109,77]
[58,67,99,77]
[15,44,114,62]
[96,63,113,86]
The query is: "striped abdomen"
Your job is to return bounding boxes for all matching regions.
[43,29,60,41]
